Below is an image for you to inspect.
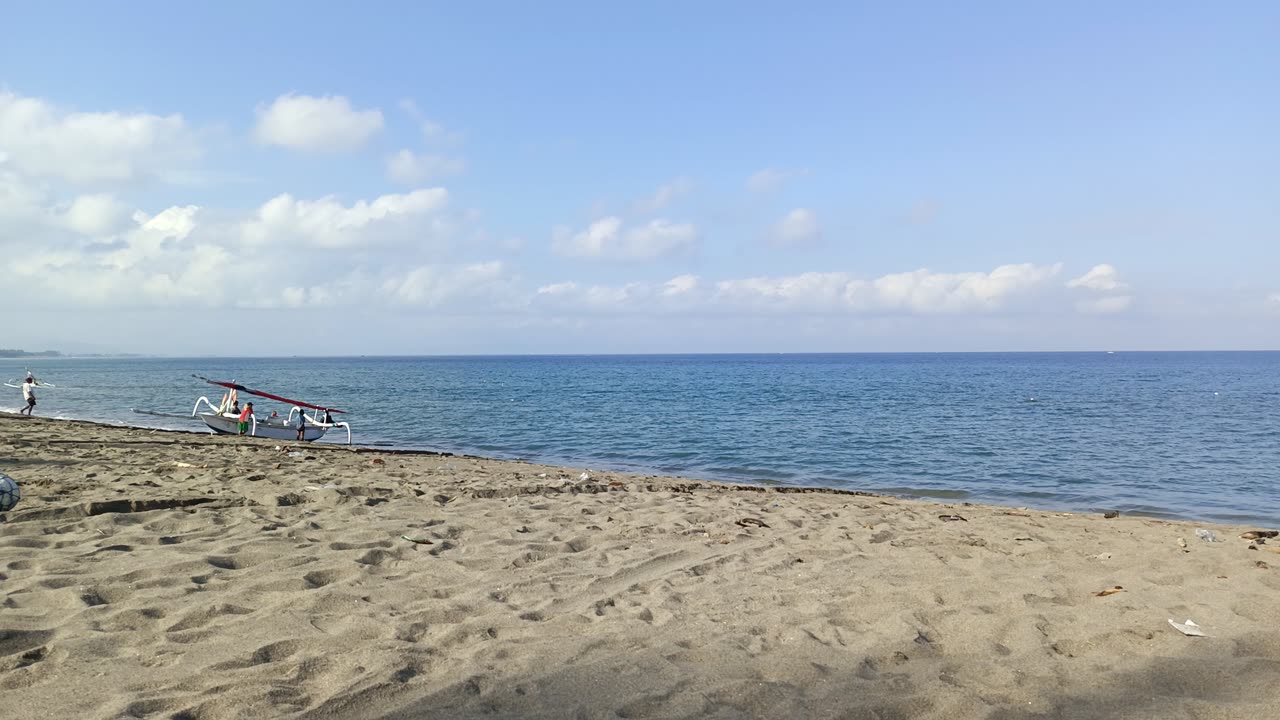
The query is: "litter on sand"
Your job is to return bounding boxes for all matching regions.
[401,535,434,545]
[1168,619,1206,637]
[1194,529,1221,543]
[938,514,968,522]
[1094,586,1125,597]
[735,518,770,529]
[1241,530,1278,540]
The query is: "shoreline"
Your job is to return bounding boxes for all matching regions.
[1,414,1278,718]
[0,411,1262,527]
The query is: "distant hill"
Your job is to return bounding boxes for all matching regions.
[0,349,144,359]
[0,349,62,358]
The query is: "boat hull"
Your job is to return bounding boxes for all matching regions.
[198,413,329,442]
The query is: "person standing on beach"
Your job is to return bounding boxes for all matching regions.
[295,410,307,441]
[238,402,254,436]
[19,377,36,415]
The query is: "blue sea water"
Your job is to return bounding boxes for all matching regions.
[2,353,1277,526]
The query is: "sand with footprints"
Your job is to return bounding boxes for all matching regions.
[1,415,1279,719]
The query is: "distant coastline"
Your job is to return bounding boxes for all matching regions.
[0,348,62,358]
[0,349,143,359]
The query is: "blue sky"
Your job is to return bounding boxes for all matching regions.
[1,3,1277,354]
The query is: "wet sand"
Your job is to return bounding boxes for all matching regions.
[1,414,1278,719]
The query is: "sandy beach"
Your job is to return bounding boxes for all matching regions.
[1,414,1277,719]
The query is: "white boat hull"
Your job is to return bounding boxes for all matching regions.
[198,413,329,442]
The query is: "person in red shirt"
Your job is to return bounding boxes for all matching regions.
[238,402,254,436]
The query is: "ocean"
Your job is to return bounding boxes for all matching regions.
[2,352,1277,525]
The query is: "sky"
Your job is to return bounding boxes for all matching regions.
[1,2,1277,355]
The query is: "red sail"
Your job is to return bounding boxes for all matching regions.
[195,376,345,414]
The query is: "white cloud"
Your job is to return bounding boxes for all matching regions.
[627,220,698,258]
[534,280,653,312]
[254,93,383,152]
[0,174,129,248]
[10,205,237,308]
[380,261,513,307]
[1067,264,1126,291]
[746,168,800,194]
[552,217,698,260]
[554,217,621,257]
[0,91,199,183]
[633,177,693,213]
[662,274,700,297]
[1076,295,1133,314]
[716,263,1062,313]
[536,281,578,297]
[105,206,201,267]
[385,149,465,184]
[63,193,129,236]
[877,263,1064,311]
[532,263,1063,317]
[773,208,821,245]
[532,274,710,314]
[0,170,53,233]
[240,188,449,249]
[1066,264,1132,315]
[10,187,508,314]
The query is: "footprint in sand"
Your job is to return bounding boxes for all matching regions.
[0,629,54,659]
[355,548,398,566]
[251,639,303,665]
[329,539,395,551]
[165,603,255,632]
[80,585,132,606]
[302,568,349,588]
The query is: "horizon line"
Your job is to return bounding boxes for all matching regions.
[8,349,1280,361]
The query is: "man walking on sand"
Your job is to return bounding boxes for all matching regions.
[295,410,307,441]
[19,377,36,415]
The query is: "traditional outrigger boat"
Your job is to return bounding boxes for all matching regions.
[189,375,352,444]
[4,369,56,390]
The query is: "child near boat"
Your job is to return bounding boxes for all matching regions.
[238,403,253,435]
